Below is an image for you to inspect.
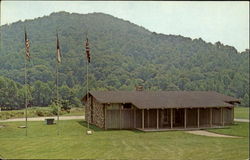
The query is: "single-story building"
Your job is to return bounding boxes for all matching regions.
[82,91,240,131]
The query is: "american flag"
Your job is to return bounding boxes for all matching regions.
[85,38,90,63]
[56,33,62,63]
[24,29,30,60]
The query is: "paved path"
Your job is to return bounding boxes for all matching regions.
[0,116,85,122]
[186,130,241,138]
[234,118,249,123]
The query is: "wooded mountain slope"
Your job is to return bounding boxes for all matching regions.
[0,11,249,108]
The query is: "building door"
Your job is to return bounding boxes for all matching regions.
[174,109,184,127]
[161,109,169,127]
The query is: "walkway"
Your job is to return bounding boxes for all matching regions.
[234,118,249,123]
[0,115,85,122]
[186,130,241,138]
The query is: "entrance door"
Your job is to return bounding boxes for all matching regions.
[174,109,184,127]
[160,109,170,128]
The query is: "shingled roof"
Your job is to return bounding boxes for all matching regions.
[83,91,240,109]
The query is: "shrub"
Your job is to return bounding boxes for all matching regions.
[61,100,71,112]
[49,103,61,115]
[36,110,44,116]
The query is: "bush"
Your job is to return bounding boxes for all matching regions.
[49,103,61,115]
[61,100,71,112]
[36,110,44,116]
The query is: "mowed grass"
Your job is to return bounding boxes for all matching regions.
[0,120,248,160]
[208,122,249,137]
[234,106,249,119]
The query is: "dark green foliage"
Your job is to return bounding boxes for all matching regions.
[0,11,249,108]
[49,102,60,115]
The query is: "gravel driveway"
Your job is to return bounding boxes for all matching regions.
[0,115,85,122]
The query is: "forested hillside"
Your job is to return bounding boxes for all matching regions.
[0,11,249,109]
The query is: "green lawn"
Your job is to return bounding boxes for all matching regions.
[0,120,248,159]
[234,106,249,119]
[208,122,249,137]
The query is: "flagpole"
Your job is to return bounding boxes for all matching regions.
[56,60,59,135]
[87,58,89,129]
[24,27,28,137]
[56,47,60,135]
[25,49,28,136]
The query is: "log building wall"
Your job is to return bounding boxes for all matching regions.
[85,98,234,130]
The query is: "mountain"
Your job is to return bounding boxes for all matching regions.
[0,11,249,108]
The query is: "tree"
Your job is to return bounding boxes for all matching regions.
[32,81,52,106]
[0,11,248,109]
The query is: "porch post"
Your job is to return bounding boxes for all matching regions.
[210,108,212,127]
[147,109,150,128]
[184,108,187,129]
[142,109,144,129]
[170,108,173,129]
[134,108,136,128]
[119,105,122,130]
[157,109,159,129]
[197,108,200,128]
[232,107,234,124]
[104,104,107,130]
[221,107,224,126]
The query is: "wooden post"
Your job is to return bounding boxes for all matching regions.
[170,108,173,129]
[157,109,159,129]
[184,108,187,129]
[119,105,122,130]
[197,108,200,128]
[142,109,144,129]
[221,107,224,126]
[104,104,107,130]
[134,108,136,128]
[210,108,212,127]
[232,107,234,124]
[147,109,149,128]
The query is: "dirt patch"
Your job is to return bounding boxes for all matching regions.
[186,130,241,138]
[0,125,5,128]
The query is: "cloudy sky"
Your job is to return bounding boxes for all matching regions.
[1,1,249,52]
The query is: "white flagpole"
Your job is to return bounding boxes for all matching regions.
[87,57,89,129]
[57,61,59,135]
[85,33,90,131]
[24,27,28,136]
[56,31,60,136]
[25,48,28,136]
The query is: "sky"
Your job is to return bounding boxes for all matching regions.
[1,1,249,52]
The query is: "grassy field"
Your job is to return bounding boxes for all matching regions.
[0,120,248,159]
[208,122,249,137]
[0,107,84,120]
[234,106,249,119]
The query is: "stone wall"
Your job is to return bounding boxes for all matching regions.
[85,96,105,129]
[92,97,105,128]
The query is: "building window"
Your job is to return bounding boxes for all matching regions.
[123,103,132,109]
[108,104,120,110]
